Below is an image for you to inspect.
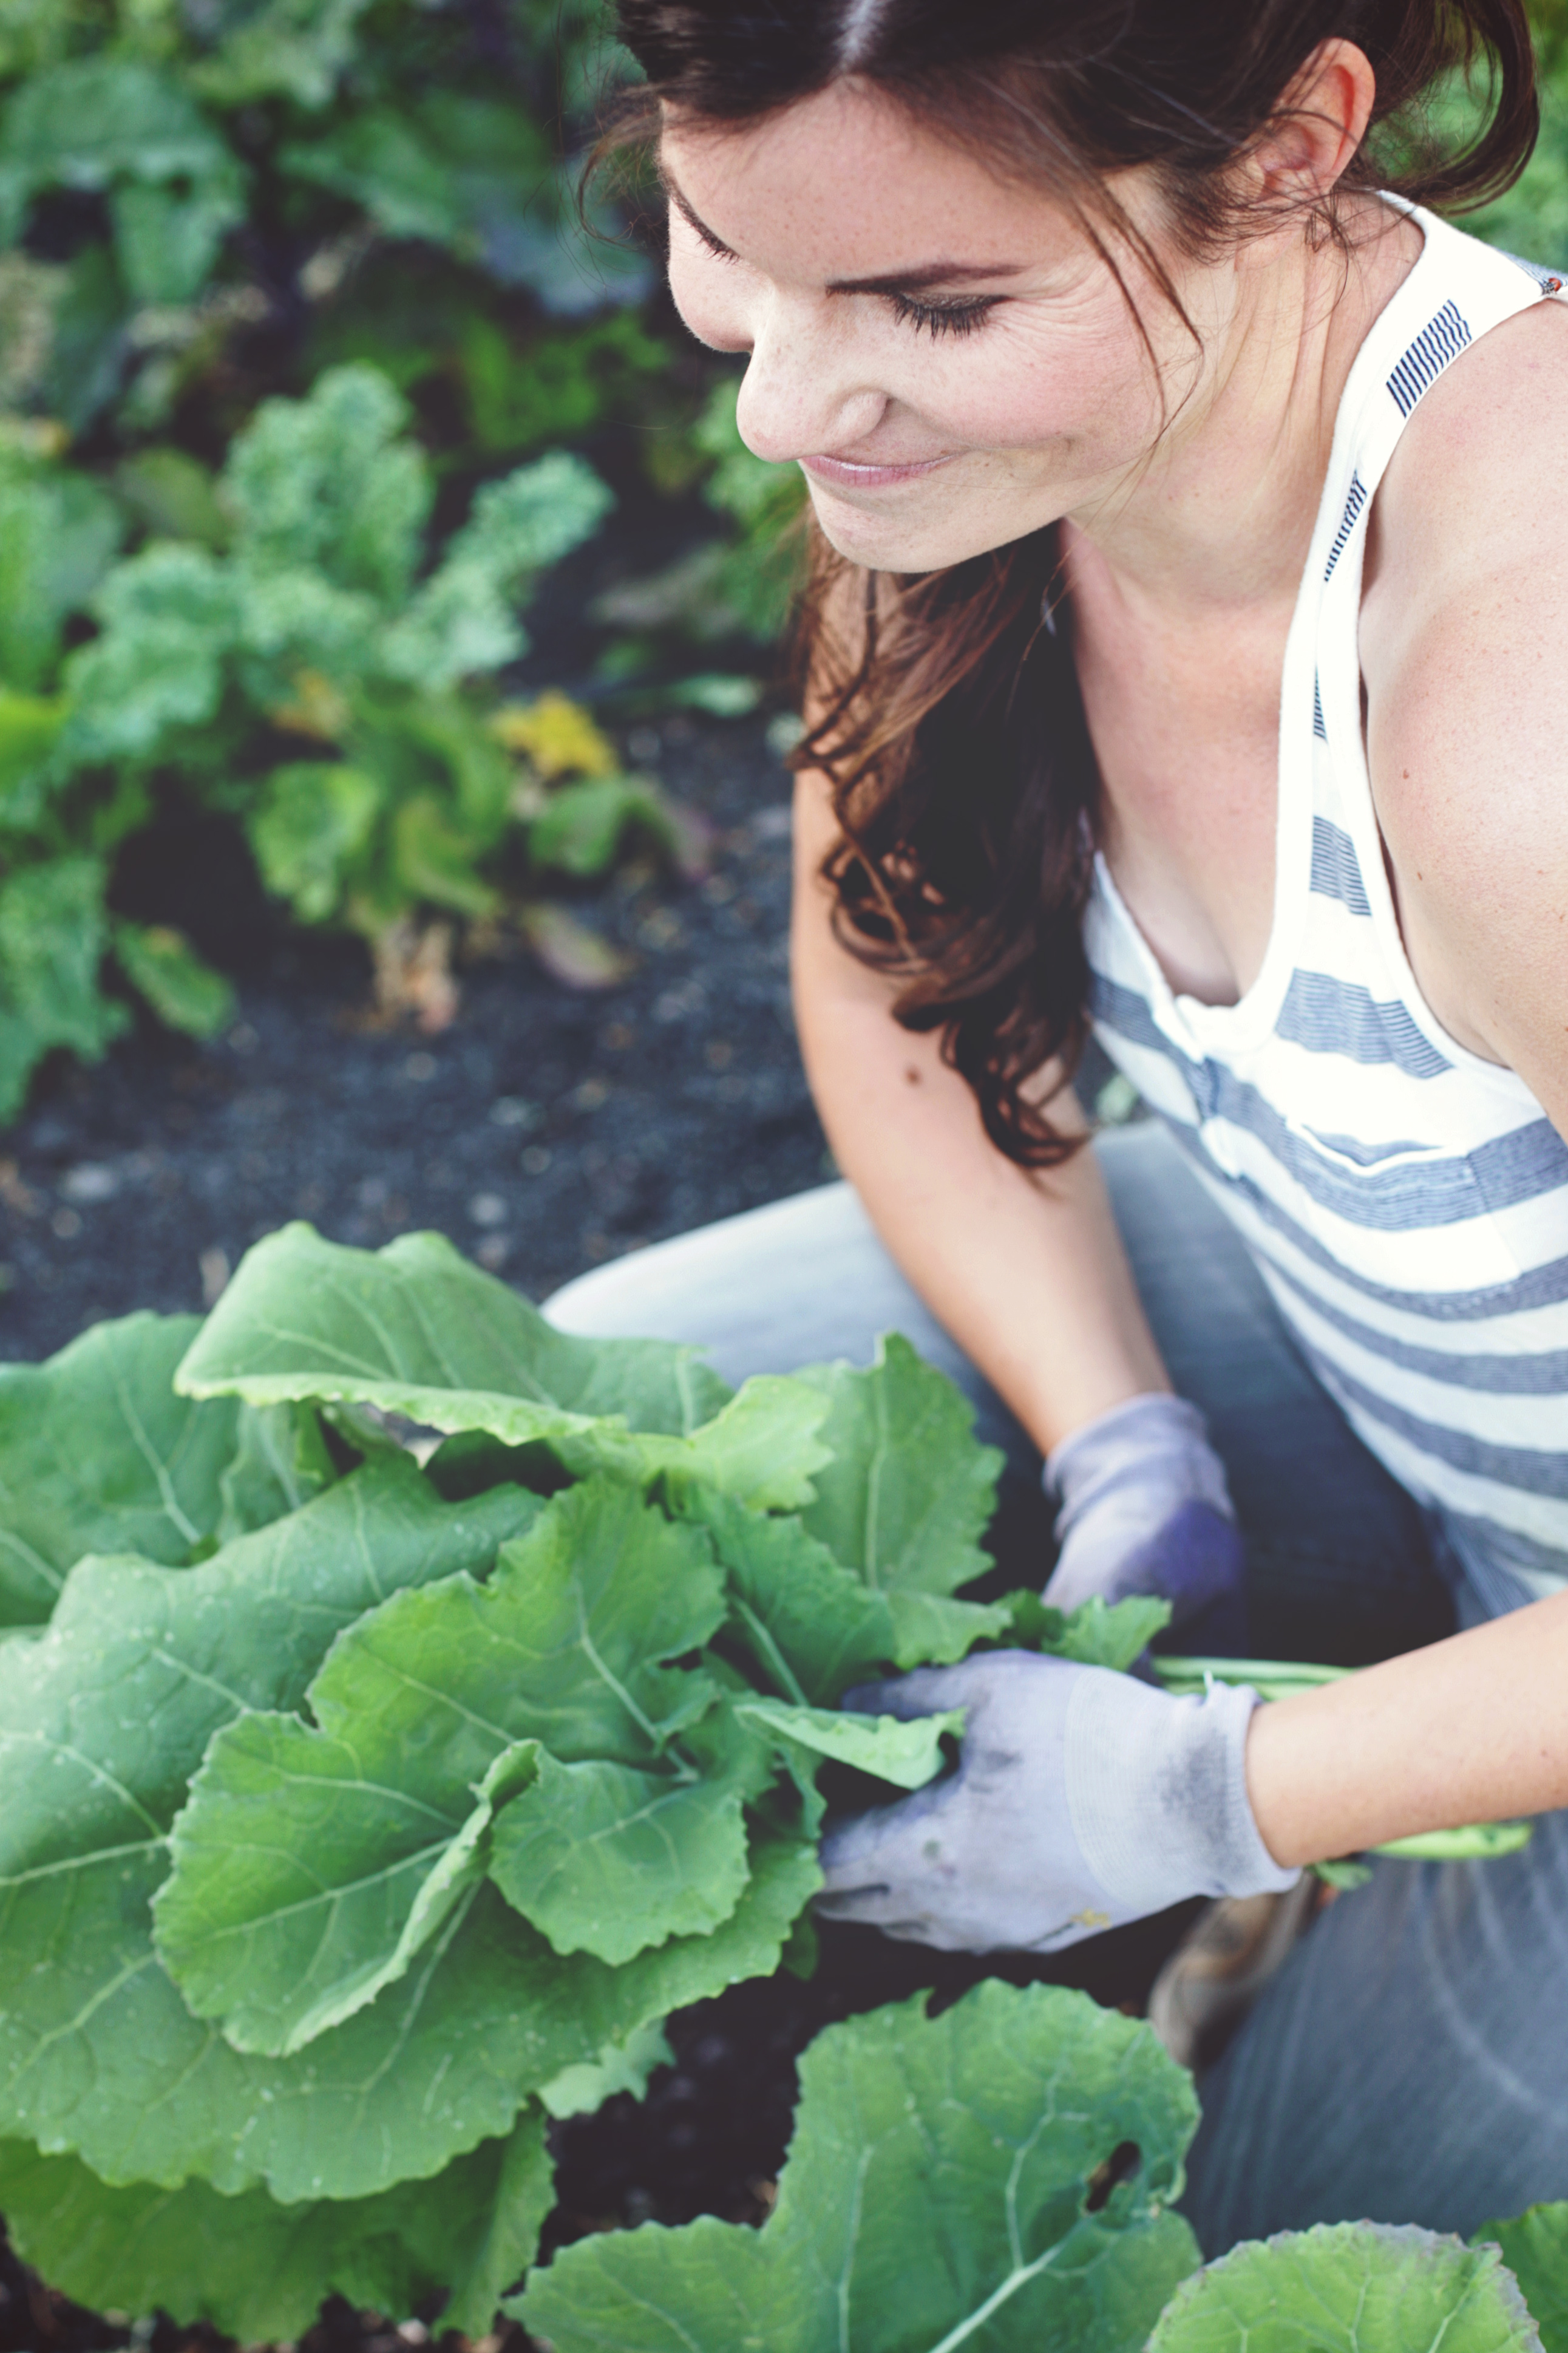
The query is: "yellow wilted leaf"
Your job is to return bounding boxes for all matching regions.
[490,691,618,780]
[270,669,351,744]
[0,415,69,459]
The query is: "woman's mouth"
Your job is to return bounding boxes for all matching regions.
[799,451,957,490]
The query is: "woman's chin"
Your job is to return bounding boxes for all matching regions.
[804,477,1050,572]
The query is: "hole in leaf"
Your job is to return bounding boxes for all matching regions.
[1085,2139,1141,2212]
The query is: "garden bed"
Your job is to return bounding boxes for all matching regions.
[0,711,826,1364]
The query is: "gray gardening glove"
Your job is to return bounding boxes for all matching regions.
[1045,1392,1246,1646]
[816,1651,1297,1953]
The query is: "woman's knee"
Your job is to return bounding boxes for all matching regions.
[543,1182,944,1390]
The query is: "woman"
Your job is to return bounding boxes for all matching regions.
[549,0,1568,2242]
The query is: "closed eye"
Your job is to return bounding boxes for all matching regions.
[887,292,1002,339]
[683,208,738,264]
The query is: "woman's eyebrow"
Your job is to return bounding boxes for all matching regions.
[825,260,1028,294]
[660,168,1025,293]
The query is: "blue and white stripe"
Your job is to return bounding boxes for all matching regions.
[1386,296,1471,416]
[1084,206,1568,1585]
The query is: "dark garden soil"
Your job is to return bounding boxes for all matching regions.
[0,712,826,1361]
[0,704,1161,2353]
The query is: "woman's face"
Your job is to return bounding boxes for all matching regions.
[660,81,1231,573]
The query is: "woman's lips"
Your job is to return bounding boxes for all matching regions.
[799,451,957,490]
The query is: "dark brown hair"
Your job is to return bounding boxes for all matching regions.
[611,0,1541,1163]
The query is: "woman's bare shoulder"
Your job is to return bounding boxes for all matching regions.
[1366,290,1568,622]
[1360,292,1568,1103]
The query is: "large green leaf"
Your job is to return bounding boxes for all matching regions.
[489,1754,750,1965]
[155,1725,541,2057]
[153,1480,728,2052]
[516,1981,1201,2353]
[0,1455,531,1865]
[276,95,608,305]
[0,1312,239,1627]
[682,1484,900,1704]
[3,1837,734,2207]
[884,1589,1015,1669]
[109,177,242,308]
[1476,2206,1568,2352]
[0,1462,562,2198]
[280,104,480,247]
[794,1333,1003,1596]
[1145,2224,1543,2352]
[175,1223,829,1508]
[0,2106,552,2342]
[687,1484,1007,1712]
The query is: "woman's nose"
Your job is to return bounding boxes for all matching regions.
[734,298,886,465]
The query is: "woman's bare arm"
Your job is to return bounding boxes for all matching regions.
[1247,1587,1568,1864]
[796,754,1568,1865]
[1262,304,1568,1865]
[790,760,1169,1455]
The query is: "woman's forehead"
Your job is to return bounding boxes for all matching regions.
[660,81,1087,283]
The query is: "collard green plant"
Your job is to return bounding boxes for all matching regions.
[0,1224,1025,2338]
[515,2037,1568,2353]
[517,1978,1204,2353]
[1145,2223,1544,2353]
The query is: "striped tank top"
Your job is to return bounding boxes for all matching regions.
[1084,202,1568,1599]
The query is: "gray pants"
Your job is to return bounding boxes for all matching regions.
[547,1125,1568,2244]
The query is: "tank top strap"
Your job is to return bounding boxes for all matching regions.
[1311,200,1560,632]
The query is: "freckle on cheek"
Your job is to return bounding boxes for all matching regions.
[904,1066,921,1085]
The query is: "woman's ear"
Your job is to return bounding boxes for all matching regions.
[1247,37,1378,209]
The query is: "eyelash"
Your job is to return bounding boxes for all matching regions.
[886,293,1000,339]
[679,214,1001,339]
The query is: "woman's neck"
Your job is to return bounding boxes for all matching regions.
[1062,197,1424,622]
